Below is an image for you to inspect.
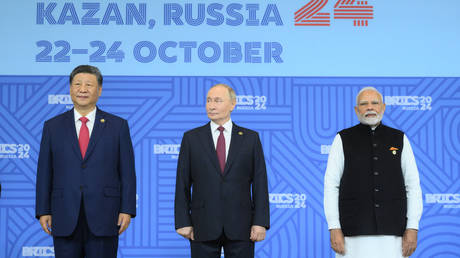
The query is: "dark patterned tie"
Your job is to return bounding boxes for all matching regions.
[216,126,226,174]
[79,117,89,158]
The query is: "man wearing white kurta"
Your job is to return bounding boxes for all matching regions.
[324,87,423,258]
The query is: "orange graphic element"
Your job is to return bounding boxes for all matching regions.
[334,0,374,26]
[295,0,331,26]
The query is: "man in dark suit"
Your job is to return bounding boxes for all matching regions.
[175,84,270,258]
[35,65,136,258]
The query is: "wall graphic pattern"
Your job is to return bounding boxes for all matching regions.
[0,76,459,257]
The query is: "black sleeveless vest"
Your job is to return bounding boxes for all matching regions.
[338,123,407,236]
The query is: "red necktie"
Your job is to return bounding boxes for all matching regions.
[216,126,226,174]
[79,117,89,158]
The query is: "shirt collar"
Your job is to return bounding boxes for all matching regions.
[210,118,233,133]
[74,107,97,123]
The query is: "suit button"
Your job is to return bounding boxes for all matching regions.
[373,156,378,161]
[375,204,380,208]
[372,143,377,147]
[374,171,379,176]
[81,163,86,169]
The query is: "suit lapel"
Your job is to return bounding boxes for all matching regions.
[223,123,244,175]
[198,123,221,173]
[83,108,106,162]
[65,109,83,161]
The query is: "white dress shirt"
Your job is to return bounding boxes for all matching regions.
[210,119,232,161]
[74,108,96,139]
[324,131,423,258]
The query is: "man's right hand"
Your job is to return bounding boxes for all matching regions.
[176,226,194,240]
[330,228,345,255]
[39,215,52,235]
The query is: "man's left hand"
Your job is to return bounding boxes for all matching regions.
[250,225,266,242]
[118,213,132,235]
[402,229,418,257]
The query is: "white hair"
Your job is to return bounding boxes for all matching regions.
[356,86,383,106]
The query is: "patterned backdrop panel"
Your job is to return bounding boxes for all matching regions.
[0,76,459,257]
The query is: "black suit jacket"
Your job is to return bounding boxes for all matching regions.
[174,122,270,241]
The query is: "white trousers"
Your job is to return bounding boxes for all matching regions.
[336,236,408,258]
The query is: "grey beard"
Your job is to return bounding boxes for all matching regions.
[358,113,382,126]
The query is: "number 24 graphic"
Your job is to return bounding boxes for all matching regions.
[295,0,373,27]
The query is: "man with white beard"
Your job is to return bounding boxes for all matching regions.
[323,87,423,258]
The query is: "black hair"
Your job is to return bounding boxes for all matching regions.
[69,65,103,86]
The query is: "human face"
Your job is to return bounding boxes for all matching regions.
[70,73,102,114]
[354,90,385,126]
[206,86,236,125]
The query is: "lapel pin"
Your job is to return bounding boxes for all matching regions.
[100,118,105,123]
[389,147,398,155]
[238,131,243,135]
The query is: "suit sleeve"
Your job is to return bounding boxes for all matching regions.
[251,132,270,229]
[174,133,192,229]
[35,121,53,219]
[119,120,137,217]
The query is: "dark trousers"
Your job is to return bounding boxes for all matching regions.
[53,199,118,258]
[190,233,254,258]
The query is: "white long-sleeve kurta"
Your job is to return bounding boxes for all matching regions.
[324,133,423,258]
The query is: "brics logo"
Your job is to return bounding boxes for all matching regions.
[22,246,54,256]
[425,193,460,209]
[236,95,267,111]
[153,144,180,154]
[295,0,373,27]
[269,193,307,208]
[0,144,30,159]
[153,144,180,159]
[48,94,72,104]
[385,96,433,111]
[48,94,73,109]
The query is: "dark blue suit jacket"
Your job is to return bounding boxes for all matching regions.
[35,108,136,237]
[174,122,270,241]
